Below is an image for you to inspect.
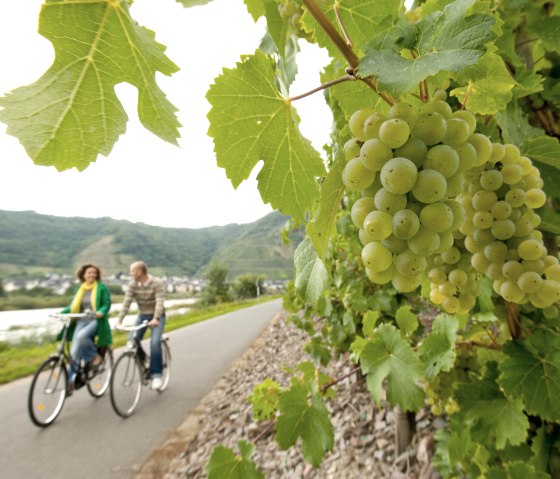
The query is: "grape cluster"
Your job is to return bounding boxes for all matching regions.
[459,147,560,308]
[344,95,474,294]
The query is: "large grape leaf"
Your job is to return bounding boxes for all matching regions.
[359,0,496,98]
[300,0,403,60]
[207,51,325,222]
[521,136,560,170]
[456,362,529,450]
[360,324,425,411]
[498,331,560,422]
[206,441,264,479]
[275,383,334,468]
[0,0,180,171]
[418,314,458,379]
[495,101,542,146]
[294,237,329,307]
[450,52,515,114]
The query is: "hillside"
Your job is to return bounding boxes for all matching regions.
[0,210,297,279]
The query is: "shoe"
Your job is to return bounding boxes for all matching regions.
[90,354,102,368]
[66,384,74,397]
[151,377,163,390]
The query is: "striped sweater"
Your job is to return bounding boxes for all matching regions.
[118,276,165,321]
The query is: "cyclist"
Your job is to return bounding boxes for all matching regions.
[58,264,112,396]
[116,261,166,390]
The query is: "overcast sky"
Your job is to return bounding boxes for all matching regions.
[0,0,332,229]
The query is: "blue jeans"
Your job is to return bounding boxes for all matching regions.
[68,319,98,384]
[131,313,166,377]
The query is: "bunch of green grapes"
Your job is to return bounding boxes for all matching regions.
[344,92,479,294]
[277,0,312,41]
[426,239,478,314]
[459,146,560,308]
[425,377,459,416]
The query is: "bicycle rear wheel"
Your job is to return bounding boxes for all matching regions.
[87,348,114,398]
[28,356,67,427]
[110,351,142,418]
[157,339,171,392]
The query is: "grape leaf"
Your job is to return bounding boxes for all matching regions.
[294,237,329,307]
[207,51,325,222]
[451,52,515,114]
[359,0,496,98]
[521,135,560,170]
[248,378,281,421]
[528,15,560,53]
[486,461,550,479]
[418,314,458,378]
[0,0,181,172]
[359,324,425,410]
[395,305,419,335]
[498,331,560,422]
[300,0,402,59]
[275,383,334,467]
[206,441,264,479]
[456,362,529,450]
[495,101,542,146]
[512,68,544,99]
[538,208,560,235]
[306,155,346,259]
[243,0,265,21]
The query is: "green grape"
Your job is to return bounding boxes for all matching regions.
[428,267,447,284]
[505,188,525,208]
[422,100,452,119]
[543,255,559,267]
[473,211,494,229]
[472,190,498,211]
[441,247,461,265]
[374,188,407,214]
[411,112,447,145]
[472,227,494,245]
[394,138,428,167]
[489,142,506,163]
[491,219,516,240]
[342,157,376,191]
[522,259,545,274]
[378,118,411,148]
[517,271,543,294]
[502,261,525,281]
[518,239,544,261]
[381,235,408,254]
[543,305,559,319]
[445,200,466,230]
[451,110,476,135]
[484,241,508,263]
[432,89,447,101]
[363,210,393,240]
[360,139,393,171]
[408,226,440,256]
[424,144,460,178]
[459,294,476,312]
[525,174,544,190]
[503,144,521,163]
[359,229,373,245]
[392,209,420,240]
[419,202,454,233]
[365,264,394,285]
[363,112,386,140]
[480,170,504,191]
[430,288,445,304]
[350,196,375,228]
[442,296,460,313]
[349,108,374,141]
[445,171,464,197]
[500,281,525,303]
[411,169,447,204]
[545,264,560,282]
[471,251,490,272]
[487,262,506,281]
[395,250,427,276]
[392,270,421,293]
[454,142,478,172]
[501,163,523,185]
[361,241,393,272]
[468,133,493,166]
[436,231,454,253]
[380,157,418,194]
[491,200,512,219]
[465,235,483,253]
[442,118,471,146]
[439,281,457,296]
[343,138,362,161]
[387,102,417,126]
[525,188,546,208]
[513,216,533,237]
[448,269,468,286]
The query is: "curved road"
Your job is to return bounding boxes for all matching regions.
[0,299,283,479]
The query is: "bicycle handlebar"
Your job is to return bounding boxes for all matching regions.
[114,321,150,332]
[48,313,88,320]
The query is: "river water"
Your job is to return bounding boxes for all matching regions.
[0,298,197,344]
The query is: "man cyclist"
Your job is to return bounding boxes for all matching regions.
[116,261,166,390]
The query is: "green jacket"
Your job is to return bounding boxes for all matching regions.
[58,282,112,347]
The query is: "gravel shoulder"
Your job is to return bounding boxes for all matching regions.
[136,312,442,479]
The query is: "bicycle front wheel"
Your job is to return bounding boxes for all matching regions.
[87,348,114,398]
[28,356,67,427]
[158,339,171,392]
[110,352,142,418]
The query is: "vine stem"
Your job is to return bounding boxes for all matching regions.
[287,74,356,103]
[505,300,521,340]
[333,1,352,47]
[460,82,472,110]
[320,366,361,393]
[254,421,275,443]
[456,340,502,350]
[300,0,394,106]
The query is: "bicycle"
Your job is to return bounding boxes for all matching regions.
[110,321,171,418]
[27,312,114,427]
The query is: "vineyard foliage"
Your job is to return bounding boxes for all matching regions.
[1,0,560,477]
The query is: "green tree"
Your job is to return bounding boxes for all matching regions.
[231,274,265,300]
[200,261,230,305]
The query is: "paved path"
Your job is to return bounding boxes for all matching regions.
[0,299,283,479]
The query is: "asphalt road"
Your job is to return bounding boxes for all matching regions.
[0,299,283,479]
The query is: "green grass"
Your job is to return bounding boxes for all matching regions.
[0,295,281,385]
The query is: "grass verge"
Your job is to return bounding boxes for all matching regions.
[0,295,281,385]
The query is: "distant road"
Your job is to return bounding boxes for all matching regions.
[0,299,283,479]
